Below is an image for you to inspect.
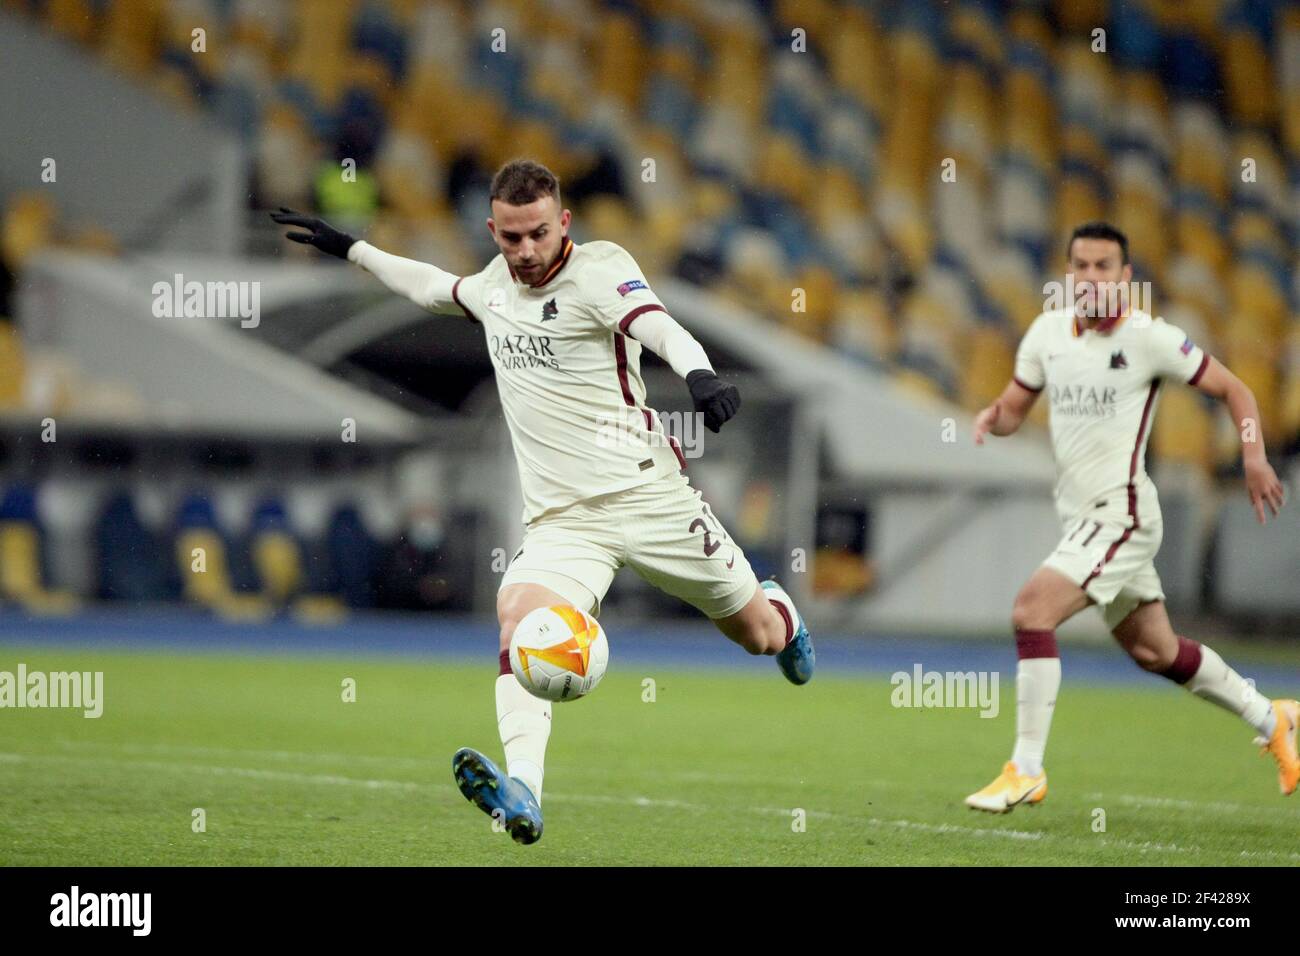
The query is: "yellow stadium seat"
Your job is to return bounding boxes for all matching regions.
[833,289,895,360]
[1283,94,1300,162]
[773,0,836,41]
[893,29,943,90]
[1112,191,1168,281]
[176,528,273,621]
[1152,385,1212,468]
[1008,8,1055,51]
[1229,265,1287,340]
[0,323,24,409]
[1228,356,1282,445]
[1053,0,1109,33]
[1281,386,1300,443]
[645,204,687,264]
[1176,210,1229,275]
[1279,327,1300,441]
[894,367,946,403]
[1223,29,1277,125]
[48,0,96,44]
[176,528,234,606]
[1,193,58,273]
[102,0,163,74]
[782,265,838,343]
[981,273,1044,335]
[286,0,355,107]
[951,5,1006,67]
[1061,124,1105,169]
[1055,175,1105,239]
[1174,139,1228,202]
[758,132,816,208]
[593,12,646,107]
[827,9,888,117]
[1231,211,1287,263]
[812,548,875,597]
[705,35,765,125]
[1177,0,1230,40]
[1004,72,1057,170]
[0,522,78,616]
[960,326,1015,411]
[580,196,636,249]
[252,530,303,601]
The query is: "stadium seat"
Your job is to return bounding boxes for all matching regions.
[826,7,888,119]
[47,0,97,45]
[0,486,77,616]
[592,11,644,107]
[832,287,894,364]
[0,322,25,409]
[961,325,1015,411]
[1152,382,1213,467]
[101,0,163,75]
[1222,25,1277,125]
[174,495,271,621]
[250,499,348,623]
[1,193,58,273]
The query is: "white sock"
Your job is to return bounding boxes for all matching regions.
[1010,658,1060,778]
[762,580,799,644]
[1184,644,1276,737]
[495,674,551,804]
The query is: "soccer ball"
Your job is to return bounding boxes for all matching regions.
[509,604,609,702]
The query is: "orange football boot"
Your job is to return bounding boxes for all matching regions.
[1254,699,1300,796]
[965,761,1047,813]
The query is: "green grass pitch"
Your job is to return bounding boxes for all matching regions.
[2,644,1297,866]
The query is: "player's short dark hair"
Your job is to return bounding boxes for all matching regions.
[1067,221,1129,265]
[490,160,561,207]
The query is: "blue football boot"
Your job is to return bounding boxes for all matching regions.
[452,747,544,845]
[762,579,814,685]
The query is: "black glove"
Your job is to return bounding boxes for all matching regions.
[269,207,356,259]
[686,369,741,433]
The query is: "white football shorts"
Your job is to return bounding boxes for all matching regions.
[1042,501,1166,631]
[500,470,760,620]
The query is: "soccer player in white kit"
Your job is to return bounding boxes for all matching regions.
[965,222,1295,812]
[272,160,813,843]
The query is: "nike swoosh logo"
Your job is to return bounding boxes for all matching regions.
[1010,780,1046,806]
[726,552,735,569]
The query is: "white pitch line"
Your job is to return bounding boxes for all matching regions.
[52,738,433,770]
[8,750,1298,863]
[44,740,1300,825]
[48,741,1298,821]
[49,739,780,785]
[1082,790,1296,820]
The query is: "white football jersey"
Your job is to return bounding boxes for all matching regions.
[436,238,687,524]
[1013,308,1209,527]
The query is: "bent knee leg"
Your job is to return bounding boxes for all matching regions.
[496,584,570,652]
[1119,635,1177,673]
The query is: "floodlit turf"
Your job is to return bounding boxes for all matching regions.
[1,644,1297,866]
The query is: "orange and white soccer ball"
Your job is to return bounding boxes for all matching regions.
[509,605,609,702]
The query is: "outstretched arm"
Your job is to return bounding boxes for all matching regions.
[1193,356,1286,524]
[625,310,740,433]
[270,208,462,314]
[974,379,1040,444]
